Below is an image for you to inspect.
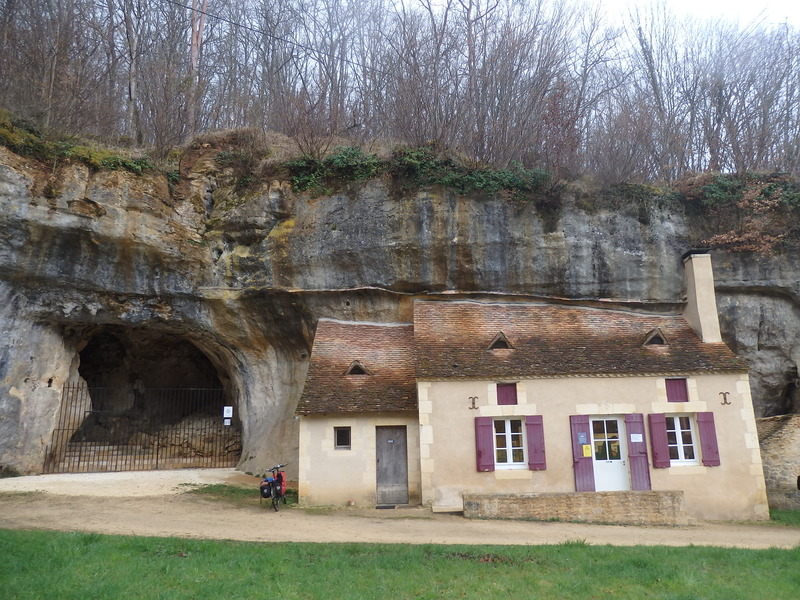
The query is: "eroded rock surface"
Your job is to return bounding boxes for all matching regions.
[1,145,798,476]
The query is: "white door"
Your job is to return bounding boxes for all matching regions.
[591,418,630,491]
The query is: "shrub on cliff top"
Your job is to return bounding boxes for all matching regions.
[388,147,550,199]
[286,146,381,194]
[676,172,800,211]
[286,144,551,201]
[675,172,800,252]
[0,109,154,175]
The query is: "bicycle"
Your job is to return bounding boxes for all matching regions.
[259,464,287,511]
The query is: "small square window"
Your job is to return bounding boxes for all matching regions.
[497,382,518,405]
[666,378,689,402]
[334,427,351,449]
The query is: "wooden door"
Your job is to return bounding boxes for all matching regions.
[570,415,595,491]
[376,426,408,505]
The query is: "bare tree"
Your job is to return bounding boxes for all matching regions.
[185,0,208,140]
[1,0,800,184]
[121,0,146,144]
[384,0,463,149]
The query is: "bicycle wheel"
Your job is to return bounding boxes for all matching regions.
[272,492,280,511]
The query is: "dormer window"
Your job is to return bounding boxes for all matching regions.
[488,332,513,351]
[344,360,370,376]
[643,328,668,347]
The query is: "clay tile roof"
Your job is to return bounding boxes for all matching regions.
[296,320,417,415]
[413,300,747,380]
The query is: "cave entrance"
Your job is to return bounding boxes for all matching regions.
[44,327,242,473]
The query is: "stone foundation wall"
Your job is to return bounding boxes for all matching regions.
[463,491,688,526]
[757,415,800,510]
[766,490,800,511]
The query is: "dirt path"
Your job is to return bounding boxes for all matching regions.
[1,469,798,549]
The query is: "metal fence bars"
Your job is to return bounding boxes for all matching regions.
[44,385,242,473]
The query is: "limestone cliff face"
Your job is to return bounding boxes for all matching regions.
[1,145,798,475]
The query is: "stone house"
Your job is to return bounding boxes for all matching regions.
[296,253,769,521]
[296,321,421,506]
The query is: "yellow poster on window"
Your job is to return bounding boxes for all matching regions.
[582,444,592,458]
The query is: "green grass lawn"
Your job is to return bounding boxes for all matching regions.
[771,508,800,527]
[1,529,798,600]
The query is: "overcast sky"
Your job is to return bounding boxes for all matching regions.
[599,0,800,27]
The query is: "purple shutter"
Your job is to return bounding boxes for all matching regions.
[569,415,595,491]
[525,415,546,471]
[497,383,518,405]
[625,413,651,490]
[475,417,495,472]
[648,413,671,468]
[666,378,689,402]
[697,412,721,466]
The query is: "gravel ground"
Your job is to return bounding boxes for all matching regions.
[1,469,799,549]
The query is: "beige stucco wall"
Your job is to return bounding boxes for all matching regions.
[298,414,421,507]
[420,373,769,521]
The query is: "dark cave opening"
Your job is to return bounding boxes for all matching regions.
[46,326,242,472]
[78,326,225,392]
[77,326,231,428]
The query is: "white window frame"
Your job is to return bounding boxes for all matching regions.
[493,418,527,469]
[665,415,699,465]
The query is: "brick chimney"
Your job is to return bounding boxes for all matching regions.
[682,250,722,343]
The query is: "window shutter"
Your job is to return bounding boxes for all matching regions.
[569,415,595,491]
[697,412,721,466]
[525,415,546,471]
[648,413,671,468]
[474,417,495,472]
[625,413,651,490]
[665,378,689,402]
[497,383,517,405]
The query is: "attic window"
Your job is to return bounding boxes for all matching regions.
[345,360,370,376]
[643,328,668,347]
[488,332,513,351]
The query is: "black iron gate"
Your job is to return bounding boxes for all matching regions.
[44,384,242,473]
